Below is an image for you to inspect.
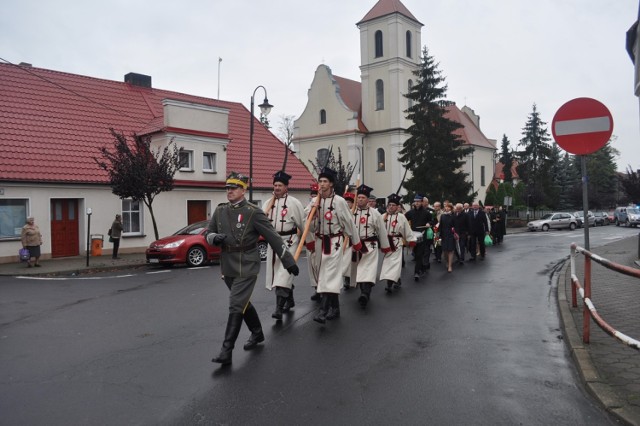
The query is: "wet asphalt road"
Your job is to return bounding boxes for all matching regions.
[1,227,632,425]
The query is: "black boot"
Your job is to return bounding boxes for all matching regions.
[212,313,243,364]
[358,283,371,308]
[343,276,351,291]
[310,289,321,302]
[394,279,402,289]
[272,295,284,320]
[326,294,340,320]
[243,303,265,350]
[313,293,330,324]
[282,288,294,313]
[385,280,393,293]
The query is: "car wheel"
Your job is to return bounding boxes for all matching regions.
[569,223,576,230]
[186,246,207,267]
[542,224,550,232]
[257,241,268,261]
[615,219,620,226]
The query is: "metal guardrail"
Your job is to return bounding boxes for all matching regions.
[570,242,640,349]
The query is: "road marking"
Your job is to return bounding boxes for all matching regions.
[146,270,171,274]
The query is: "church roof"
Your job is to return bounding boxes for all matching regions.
[357,0,423,26]
[333,75,361,113]
[445,104,497,150]
[494,161,520,180]
[0,62,314,190]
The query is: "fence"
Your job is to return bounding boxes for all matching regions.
[569,243,640,348]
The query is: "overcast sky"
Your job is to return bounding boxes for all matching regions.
[2,0,639,172]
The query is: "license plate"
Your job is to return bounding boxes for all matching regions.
[149,258,159,264]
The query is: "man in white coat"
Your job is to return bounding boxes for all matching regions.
[352,184,391,308]
[264,170,306,321]
[305,167,361,324]
[380,194,416,293]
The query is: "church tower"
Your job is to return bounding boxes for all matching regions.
[357,0,423,193]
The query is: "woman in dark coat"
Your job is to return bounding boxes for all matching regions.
[438,203,457,273]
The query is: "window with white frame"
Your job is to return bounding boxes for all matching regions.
[375,79,384,110]
[122,199,143,234]
[0,199,28,239]
[179,149,194,171]
[203,152,216,173]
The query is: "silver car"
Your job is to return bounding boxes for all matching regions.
[528,213,578,232]
[572,211,595,227]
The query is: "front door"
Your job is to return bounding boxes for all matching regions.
[50,199,79,257]
[187,200,208,224]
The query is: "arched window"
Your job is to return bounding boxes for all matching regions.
[375,30,383,58]
[375,79,384,110]
[407,79,413,109]
[406,31,412,58]
[317,148,329,167]
[320,109,326,124]
[377,148,386,171]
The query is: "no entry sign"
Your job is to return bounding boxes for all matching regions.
[551,97,613,155]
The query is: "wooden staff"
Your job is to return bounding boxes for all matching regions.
[294,193,320,261]
[343,175,360,252]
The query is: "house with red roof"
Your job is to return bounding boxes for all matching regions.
[0,62,313,263]
[293,0,496,203]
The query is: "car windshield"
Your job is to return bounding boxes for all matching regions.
[541,214,553,220]
[173,221,207,236]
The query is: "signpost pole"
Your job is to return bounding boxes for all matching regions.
[581,155,590,250]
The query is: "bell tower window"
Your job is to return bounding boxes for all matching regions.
[375,30,383,58]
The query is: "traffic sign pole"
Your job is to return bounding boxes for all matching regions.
[552,98,613,251]
[581,156,590,250]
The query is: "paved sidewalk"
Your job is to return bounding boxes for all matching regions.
[559,235,640,425]
[0,252,149,276]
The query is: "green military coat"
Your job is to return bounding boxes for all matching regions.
[208,199,295,278]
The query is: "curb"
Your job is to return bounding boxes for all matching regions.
[557,260,636,425]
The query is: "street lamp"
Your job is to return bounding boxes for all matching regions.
[249,86,273,203]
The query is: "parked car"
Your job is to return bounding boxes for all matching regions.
[572,211,595,228]
[593,211,609,226]
[614,206,640,227]
[607,211,615,223]
[528,212,578,232]
[146,220,220,267]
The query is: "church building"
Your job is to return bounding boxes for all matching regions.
[293,0,496,203]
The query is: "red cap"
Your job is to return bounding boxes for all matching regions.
[310,183,319,193]
[343,192,355,201]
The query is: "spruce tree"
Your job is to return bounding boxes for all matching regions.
[570,140,619,209]
[499,134,514,183]
[399,46,474,203]
[516,103,552,209]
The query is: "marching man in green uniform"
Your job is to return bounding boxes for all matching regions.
[207,171,299,365]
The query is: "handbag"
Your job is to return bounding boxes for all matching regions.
[484,234,493,246]
[425,227,434,240]
[109,236,114,243]
[19,248,30,261]
[108,228,112,236]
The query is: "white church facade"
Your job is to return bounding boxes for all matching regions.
[293,0,496,203]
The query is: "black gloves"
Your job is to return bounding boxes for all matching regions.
[206,232,227,245]
[287,264,300,276]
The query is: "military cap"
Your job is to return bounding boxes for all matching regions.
[343,192,355,201]
[225,171,249,189]
[413,193,424,201]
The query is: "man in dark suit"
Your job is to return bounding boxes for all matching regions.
[452,203,470,264]
[207,171,299,365]
[468,201,490,261]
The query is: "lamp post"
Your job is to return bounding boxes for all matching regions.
[86,208,92,267]
[249,86,273,203]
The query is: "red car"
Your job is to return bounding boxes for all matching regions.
[146,220,220,267]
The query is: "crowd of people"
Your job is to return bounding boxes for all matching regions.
[206,168,507,365]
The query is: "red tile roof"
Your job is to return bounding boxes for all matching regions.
[494,161,520,180]
[0,62,314,190]
[357,0,423,25]
[444,105,497,150]
[332,74,368,133]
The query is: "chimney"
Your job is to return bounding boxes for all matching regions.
[124,72,152,88]
[18,62,32,68]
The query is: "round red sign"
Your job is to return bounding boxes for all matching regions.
[551,97,613,155]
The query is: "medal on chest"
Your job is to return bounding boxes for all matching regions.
[281,208,288,217]
[360,216,367,224]
[237,213,243,228]
[391,220,397,228]
[324,211,333,220]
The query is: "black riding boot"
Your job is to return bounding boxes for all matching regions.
[326,294,340,320]
[243,303,265,350]
[358,282,372,307]
[310,288,321,302]
[272,295,284,320]
[313,293,330,324]
[282,287,294,313]
[212,313,243,364]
